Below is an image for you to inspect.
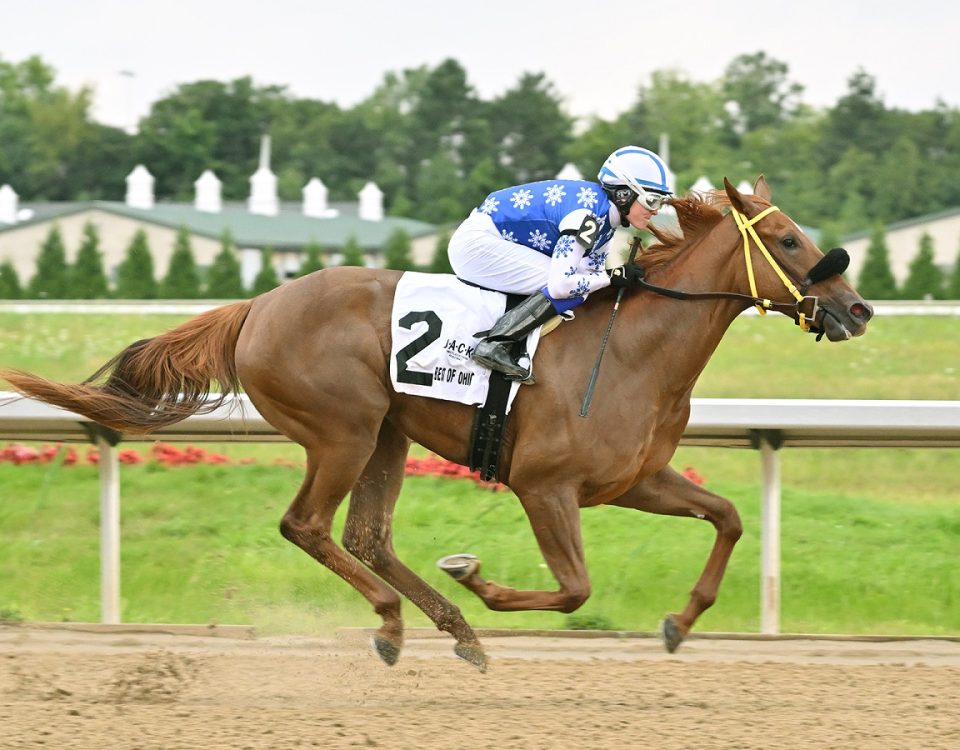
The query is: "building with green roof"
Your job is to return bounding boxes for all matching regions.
[0,145,438,292]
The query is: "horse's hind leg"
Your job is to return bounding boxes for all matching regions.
[442,488,593,615]
[608,465,743,652]
[343,419,486,671]
[279,445,405,663]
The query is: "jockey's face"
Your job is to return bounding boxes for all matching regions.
[625,199,657,230]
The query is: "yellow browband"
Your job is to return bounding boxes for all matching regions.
[730,206,810,332]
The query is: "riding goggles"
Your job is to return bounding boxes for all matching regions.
[636,186,671,211]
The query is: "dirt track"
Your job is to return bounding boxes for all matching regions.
[2,625,959,750]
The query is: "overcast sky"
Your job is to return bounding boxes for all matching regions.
[1,0,956,132]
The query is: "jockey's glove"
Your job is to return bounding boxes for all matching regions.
[608,264,646,289]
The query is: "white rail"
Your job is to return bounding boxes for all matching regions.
[2,394,959,631]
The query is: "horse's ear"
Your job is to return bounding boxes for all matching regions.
[723,177,748,213]
[753,175,772,201]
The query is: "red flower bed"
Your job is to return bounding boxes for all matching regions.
[0,442,702,492]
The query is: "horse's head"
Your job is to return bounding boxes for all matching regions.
[723,177,873,341]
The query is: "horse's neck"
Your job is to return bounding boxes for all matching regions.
[619,231,748,396]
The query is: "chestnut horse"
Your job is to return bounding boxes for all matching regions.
[2,178,872,671]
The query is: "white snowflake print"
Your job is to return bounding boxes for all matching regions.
[543,183,566,206]
[510,188,533,210]
[576,186,599,209]
[553,235,575,258]
[479,197,500,215]
[528,229,552,251]
[500,229,516,242]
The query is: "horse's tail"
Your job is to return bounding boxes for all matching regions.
[2,300,254,434]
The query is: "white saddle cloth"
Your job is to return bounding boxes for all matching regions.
[389,273,543,412]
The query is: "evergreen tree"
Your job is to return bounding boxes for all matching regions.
[115,229,157,299]
[383,228,414,271]
[70,222,109,299]
[0,260,22,299]
[251,248,280,295]
[298,240,325,277]
[857,225,898,300]
[339,236,365,267]
[206,230,244,298]
[947,238,960,300]
[901,233,944,300]
[28,224,70,299]
[428,231,454,274]
[160,226,201,298]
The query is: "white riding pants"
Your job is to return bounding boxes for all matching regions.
[447,210,550,295]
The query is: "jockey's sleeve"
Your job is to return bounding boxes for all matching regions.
[546,209,613,300]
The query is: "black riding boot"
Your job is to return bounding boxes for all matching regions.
[472,292,557,381]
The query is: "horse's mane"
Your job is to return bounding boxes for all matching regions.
[637,192,731,271]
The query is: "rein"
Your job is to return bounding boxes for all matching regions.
[580,203,833,416]
[633,206,821,333]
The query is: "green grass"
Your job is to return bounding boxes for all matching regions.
[0,312,957,398]
[0,311,957,635]
[699,313,959,399]
[0,448,957,636]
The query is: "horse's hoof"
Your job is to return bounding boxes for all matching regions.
[454,640,488,673]
[437,553,480,581]
[371,635,402,666]
[661,615,685,654]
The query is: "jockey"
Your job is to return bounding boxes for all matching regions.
[448,145,672,381]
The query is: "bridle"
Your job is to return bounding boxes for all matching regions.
[630,205,843,337]
[580,204,844,416]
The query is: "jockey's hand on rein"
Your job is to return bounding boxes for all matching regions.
[608,264,645,289]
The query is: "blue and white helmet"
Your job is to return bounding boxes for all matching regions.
[597,145,672,196]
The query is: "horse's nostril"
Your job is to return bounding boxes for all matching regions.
[850,302,872,322]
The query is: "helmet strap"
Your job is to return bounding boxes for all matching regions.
[603,186,636,227]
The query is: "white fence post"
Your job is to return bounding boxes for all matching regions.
[759,435,781,634]
[97,436,121,624]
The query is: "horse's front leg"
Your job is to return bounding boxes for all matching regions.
[440,489,592,614]
[608,465,743,652]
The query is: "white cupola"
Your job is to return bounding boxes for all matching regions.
[555,163,583,181]
[194,169,222,213]
[125,165,155,209]
[0,184,18,225]
[358,181,383,221]
[690,175,716,196]
[248,135,279,216]
[303,177,338,218]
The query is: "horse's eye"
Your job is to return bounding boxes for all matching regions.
[781,236,798,250]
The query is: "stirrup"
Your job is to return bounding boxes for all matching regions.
[472,342,535,383]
